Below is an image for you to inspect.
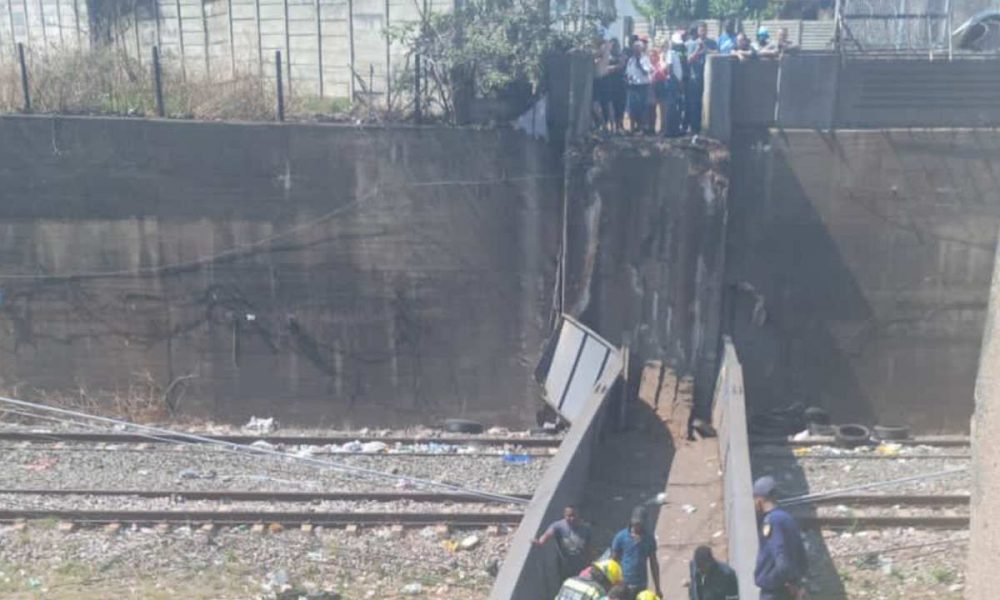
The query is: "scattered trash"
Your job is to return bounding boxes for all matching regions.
[243,416,277,434]
[26,577,41,589]
[875,442,903,457]
[401,582,424,595]
[712,530,723,538]
[793,447,813,457]
[23,457,58,471]
[459,534,481,550]
[177,468,215,480]
[360,441,388,453]
[340,441,364,453]
[419,526,438,539]
[502,454,532,464]
[682,504,698,514]
[792,430,811,441]
[251,440,276,451]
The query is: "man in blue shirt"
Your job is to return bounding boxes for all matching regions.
[611,508,662,600]
[753,477,808,600]
[718,20,737,55]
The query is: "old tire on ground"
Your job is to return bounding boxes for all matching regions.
[873,425,911,441]
[443,419,484,434]
[835,424,872,448]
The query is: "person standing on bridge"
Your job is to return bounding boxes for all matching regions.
[753,476,808,600]
[611,507,662,600]
[535,505,595,580]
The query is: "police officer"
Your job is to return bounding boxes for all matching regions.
[753,476,808,600]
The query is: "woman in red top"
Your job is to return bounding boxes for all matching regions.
[650,48,669,135]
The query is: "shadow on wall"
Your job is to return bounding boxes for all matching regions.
[582,401,674,571]
[727,128,1000,432]
[727,128,875,427]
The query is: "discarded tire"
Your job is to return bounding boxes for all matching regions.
[443,419,484,434]
[873,425,911,441]
[835,424,872,448]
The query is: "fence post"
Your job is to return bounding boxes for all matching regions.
[175,0,187,81]
[153,45,165,117]
[282,0,291,98]
[413,51,421,121]
[17,42,30,112]
[347,0,354,101]
[315,0,324,97]
[275,49,285,121]
[384,0,390,109]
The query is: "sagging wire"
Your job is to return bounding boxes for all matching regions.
[780,467,969,507]
[0,405,329,490]
[0,173,557,283]
[0,396,529,506]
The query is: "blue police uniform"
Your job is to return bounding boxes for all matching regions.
[754,508,807,600]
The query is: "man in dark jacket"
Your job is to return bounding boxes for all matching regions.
[753,477,808,600]
[689,545,739,600]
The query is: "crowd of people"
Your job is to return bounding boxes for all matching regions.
[537,475,807,600]
[592,22,798,135]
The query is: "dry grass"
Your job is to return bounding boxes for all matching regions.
[0,372,183,425]
[0,46,360,122]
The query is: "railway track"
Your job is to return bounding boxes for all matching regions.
[798,515,969,529]
[0,508,524,528]
[802,494,968,506]
[750,435,969,448]
[0,430,562,448]
[0,488,534,503]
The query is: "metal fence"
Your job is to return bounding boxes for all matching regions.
[0,0,444,100]
[835,0,952,54]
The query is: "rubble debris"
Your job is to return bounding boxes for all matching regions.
[244,417,278,434]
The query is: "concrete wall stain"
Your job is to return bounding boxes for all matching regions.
[0,116,562,427]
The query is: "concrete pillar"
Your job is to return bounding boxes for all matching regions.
[968,232,1000,599]
[703,54,732,143]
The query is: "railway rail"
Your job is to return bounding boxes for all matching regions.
[0,508,524,528]
[798,515,969,529]
[0,488,534,503]
[0,430,562,448]
[750,435,970,448]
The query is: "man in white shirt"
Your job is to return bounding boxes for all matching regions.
[625,39,653,133]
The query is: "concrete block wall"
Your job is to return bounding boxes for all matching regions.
[0,0,445,100]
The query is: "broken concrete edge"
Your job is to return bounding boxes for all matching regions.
[713,337,759,600]
[489,354,620,599]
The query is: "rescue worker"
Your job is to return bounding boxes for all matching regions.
[753,476,808,600]
[689,545,739,600]
[554,558,624,600]
[636,591,661,600]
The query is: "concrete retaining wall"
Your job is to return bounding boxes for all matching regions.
[489,361,618,599]
[727,128,1000,431]
[714,337,757,600]
[0,115,560,427]
[704,54,1000,139]
[563,137,729,419]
